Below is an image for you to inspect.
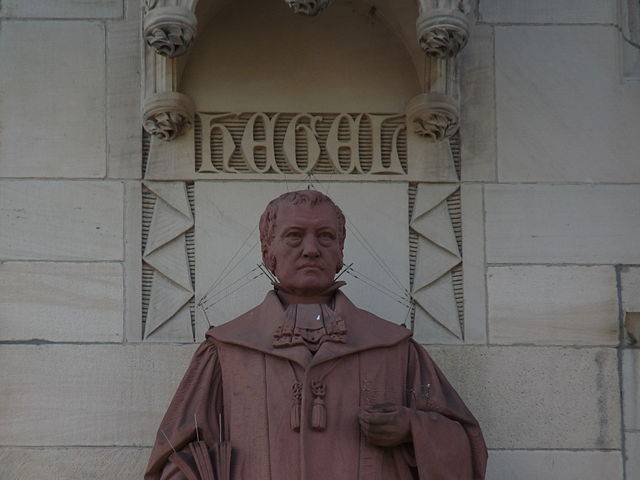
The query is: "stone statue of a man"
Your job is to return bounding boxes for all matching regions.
[145,190,487,479]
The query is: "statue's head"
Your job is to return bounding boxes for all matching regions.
[259,190,346,296]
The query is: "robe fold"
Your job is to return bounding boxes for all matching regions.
[145,291,487,480]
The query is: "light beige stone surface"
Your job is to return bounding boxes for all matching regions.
[0,0,123,18]
[182,0,420,113]
[495,26,640,182]
[485,184,640,264]
[626,433,640,480]
[0,181,124,261]
[621,266,640,313]
[0,345,196,446]
[107,15,142,178]
[428,346,620,449]
[0,262,123,342]
[0,21,106,178]
[481,0,616,24]
[486,450,623,480]
[461,185,487,343]
[623,349,640,430]
[460,24,496,182]
[488,266,618,346]
[0,447,149,480]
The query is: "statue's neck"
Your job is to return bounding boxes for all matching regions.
[274,282,344,305]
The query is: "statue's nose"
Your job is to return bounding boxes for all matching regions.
[302,236,320,257]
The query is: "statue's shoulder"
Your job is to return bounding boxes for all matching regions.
[205,292,280,349]
[335,292,412,348]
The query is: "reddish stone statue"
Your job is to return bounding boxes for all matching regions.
[145,190,487,479]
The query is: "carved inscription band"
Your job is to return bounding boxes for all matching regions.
[196,112,408,176]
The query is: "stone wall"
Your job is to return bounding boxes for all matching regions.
[1,1,639,478]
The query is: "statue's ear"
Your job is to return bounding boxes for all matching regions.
[267,255,277,275]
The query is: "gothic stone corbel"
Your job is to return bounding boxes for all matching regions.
[143,91,195,142]
[406,93,458,142]
[407,55,460,141]
[416,0,472,58]
[285,0,335,16]
[142,32,195,141]
[144,0,199,58]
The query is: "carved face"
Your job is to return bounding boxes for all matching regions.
[268,202,342,296]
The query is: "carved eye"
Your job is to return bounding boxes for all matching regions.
[284,231,302,246]
[318,231,336,245]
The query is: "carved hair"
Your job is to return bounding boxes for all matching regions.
[259,190,346,272]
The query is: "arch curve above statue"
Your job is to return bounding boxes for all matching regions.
[142,0,472,141]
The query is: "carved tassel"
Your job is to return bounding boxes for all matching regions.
[291,382,302,432]
[311,381,326,431]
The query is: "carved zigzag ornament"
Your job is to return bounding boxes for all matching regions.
[410,184,462,339]
[143,181,194,340]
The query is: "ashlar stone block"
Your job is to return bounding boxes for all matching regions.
[485,184,640,264]
[495,26,640,182]
[0,181,124,261]
[0,180,123,260]
[621,266,640,313]
[0,262,123,342]
[626,433,640,480]
[107,14,142,178]
[0,447,150,480]
[460,24,496,182]
[428,346,621,449]
[488,266,618,346]
[623,349,640,430]
[0,1,123,18]
[481,0,616,24]
[0,21,106,178]
[487,450,623,480]
[0,345,196,446]
[461,185,487,343]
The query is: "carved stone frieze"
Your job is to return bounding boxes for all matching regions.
[406,93,459,142]
[143,92,195,141]
[416,0,472,58]
[410,183,463,340]
[142,181,195,341]
[285,0,335,16]
[144,5,197,57]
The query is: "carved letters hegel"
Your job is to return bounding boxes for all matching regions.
[197,112,407,176]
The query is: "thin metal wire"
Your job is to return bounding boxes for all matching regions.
[345,220,409,295]
[200,266,261,307]
[345,271,411,308]
[161,429,177,453]
[349,266,410,301]
[201,224,259,301]
[306,172,409,295]
[201,272,266,311]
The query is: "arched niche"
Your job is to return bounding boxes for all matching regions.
[142,0,471,142]
[181,0,421,113]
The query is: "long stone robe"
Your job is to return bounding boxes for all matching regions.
[145,291,487,479]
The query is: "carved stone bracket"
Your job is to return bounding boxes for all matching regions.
[406,93,459,142]
[143,92,195,141]
[144,5,198,57]
[285,0,335,16]
[143,1,199,58]
[416,0,472,58]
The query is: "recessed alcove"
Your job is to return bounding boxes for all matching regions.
[181,0,421,112]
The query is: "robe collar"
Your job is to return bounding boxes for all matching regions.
[208,290,412,370]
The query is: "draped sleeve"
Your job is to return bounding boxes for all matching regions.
[404,340,488,479]
[144,337,224,480]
